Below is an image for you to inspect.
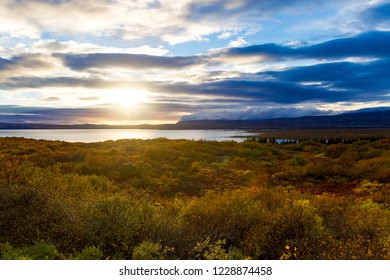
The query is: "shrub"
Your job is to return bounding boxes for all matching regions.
[193,238,230,260]
[132,241,174,260]
[0,242,28,260]
[23,241,59,260]
[76,246,104,260]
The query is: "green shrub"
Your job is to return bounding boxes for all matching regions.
[76,246,104,260]
[193,238,229,260]
[23,241,59,260]
[0,242,28,260]
[132,241,174,260]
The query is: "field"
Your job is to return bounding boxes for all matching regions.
[0,135,389,260]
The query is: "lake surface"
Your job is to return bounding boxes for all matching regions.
[0,129,258,143]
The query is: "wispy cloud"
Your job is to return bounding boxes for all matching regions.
[0,0,361,44]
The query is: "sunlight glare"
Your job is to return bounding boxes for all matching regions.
[107,89,150,109]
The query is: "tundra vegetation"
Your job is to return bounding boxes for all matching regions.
[0,136,389,260]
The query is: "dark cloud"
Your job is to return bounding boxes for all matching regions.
[301,31,390,59]
[58,53,206,70]
[1,76,143,89]
[225,43,294,59]
[265,61,359,82]
[361,2,390,24]
[225,31,390,60]
[263,59,390,95]
[150,59,389,106]
[0,105,144,124]
[0,57,12,70]
[152,79,352,104]
[0,54,52,72]
[0,56,30,71]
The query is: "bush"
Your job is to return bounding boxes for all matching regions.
[23,241,59,260]
[76,246,104,260]
[83,196,154,259]
[0,241,59,260]
[193,238,229,260]
[0,243,27,260]
[132,241,174,260]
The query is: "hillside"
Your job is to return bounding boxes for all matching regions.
[176,110,390,129]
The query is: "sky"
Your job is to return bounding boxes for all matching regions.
[0,0,390,125]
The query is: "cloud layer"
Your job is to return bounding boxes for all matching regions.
[1,0,390,124]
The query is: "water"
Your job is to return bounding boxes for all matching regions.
[0,129,257,143]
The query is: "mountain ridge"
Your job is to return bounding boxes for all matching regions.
[176,110,390,129]
[0,110,389,130]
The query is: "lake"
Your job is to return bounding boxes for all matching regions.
[0,129,258,143]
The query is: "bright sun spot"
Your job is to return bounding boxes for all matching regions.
[105,89,150,108]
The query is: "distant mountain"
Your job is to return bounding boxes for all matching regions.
[0,122,177,130]
[345,107,390,114]
[176,110,390,129]
[1,110,389,130]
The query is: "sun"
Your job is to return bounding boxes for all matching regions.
[106,89,150,108]
[98,88,153,124]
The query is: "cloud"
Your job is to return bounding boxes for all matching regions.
[4,52,388,121]
[0,0,336,45]
[361,2,390,28]
[0,0,217,43]
[160,79,354,104]
[147,57,390,107]
[1,0,126,37]
[0,103,194,124]
[227,37,248,48]
[25,40,170,56]
[186,0,319,21]
[263,58,390,95]
[78,96,100,101]
[3,30,389,104]
[0,54,61,84]
[224,31,390,60]
[2,1,390,126]
[1,76,133,89]
[0,39,169,59]
[0,105,117,124]
[300,31,390,59]
[0,55,51,71]
[50,31,390,73]
[0,57,12,70]
[58,53,207,70]
[218,32,233,39]
[42,97,60,101]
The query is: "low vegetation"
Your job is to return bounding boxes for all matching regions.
[0,136,389,259]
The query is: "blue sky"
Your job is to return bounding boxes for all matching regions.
[0,0,389,124]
